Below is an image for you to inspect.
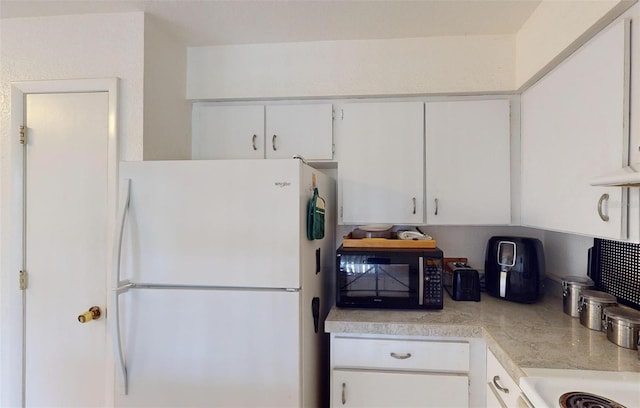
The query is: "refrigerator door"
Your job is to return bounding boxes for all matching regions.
[115,289,301,407]
[119,160,304,289]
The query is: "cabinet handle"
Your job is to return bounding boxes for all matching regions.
[272,134,277,151]
[597,193,610,222]
[341,382,346,405]
[412,197,416,215]
[390,352,412,360]
[251,134,257,151]
[434,198,439,215]
[493,375,509,394]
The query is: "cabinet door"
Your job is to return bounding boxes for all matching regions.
[266,104,333,160]
[521,20,629,239]
[426,100,511,225]
[336,101,424,225]
[486,383,504,408]
[332,369,468,408]
[192,104,264,159]
[486,350,523,408]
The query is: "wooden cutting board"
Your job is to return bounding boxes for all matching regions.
[342,234,437,249]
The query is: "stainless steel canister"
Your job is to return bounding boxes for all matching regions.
[603,306,640,349]
[578,290,617,331]
[562,276,594,317]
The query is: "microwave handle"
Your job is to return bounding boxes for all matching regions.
[418,257,424,306]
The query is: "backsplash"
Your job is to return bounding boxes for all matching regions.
[592,239,640,310]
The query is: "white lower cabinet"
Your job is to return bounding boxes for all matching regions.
[486,349,525,408]
[333,369,468,408]
[331,334,479,407]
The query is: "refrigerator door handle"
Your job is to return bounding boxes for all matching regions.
[111,178,131,395]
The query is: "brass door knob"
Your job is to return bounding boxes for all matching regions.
[78,306,102,323]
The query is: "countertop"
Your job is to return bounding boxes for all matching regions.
[324,293,640,382]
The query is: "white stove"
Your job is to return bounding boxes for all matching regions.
[520,368,640,408]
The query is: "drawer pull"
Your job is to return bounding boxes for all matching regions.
[341,382,346,405]
[390,352,412,360]
[493,375,509,394]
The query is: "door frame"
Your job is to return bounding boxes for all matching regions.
[2,78,119,407]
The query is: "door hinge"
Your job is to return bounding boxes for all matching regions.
[19,270,28,290]
[19,125,26,145]
[341,109,344,120]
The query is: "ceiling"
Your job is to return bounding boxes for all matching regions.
[0,0,543,47]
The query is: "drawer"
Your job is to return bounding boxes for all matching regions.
[332,336,470,372]
[487,349,523,407]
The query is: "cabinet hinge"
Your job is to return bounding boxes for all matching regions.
[341,109,344,120]
[19,270,27,290]
[19,125,26,145]
[340,206,343,218]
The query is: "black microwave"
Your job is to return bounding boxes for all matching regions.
[336,246,443,309]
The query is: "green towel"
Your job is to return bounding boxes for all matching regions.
[307,187,326,241]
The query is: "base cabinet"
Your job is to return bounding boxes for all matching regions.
[486,350,525,408]
[330,334,474,407]
[333,369,468,408]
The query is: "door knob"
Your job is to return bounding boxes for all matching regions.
[78,306,102,323]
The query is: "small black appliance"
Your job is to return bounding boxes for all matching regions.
[484,236,545,303]
[336,246,443,309]
[444,262,481,301]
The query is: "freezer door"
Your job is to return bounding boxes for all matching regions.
[120,160,304,288]
[115,289,301,407]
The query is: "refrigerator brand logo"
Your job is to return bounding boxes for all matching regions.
[274,181,291,188]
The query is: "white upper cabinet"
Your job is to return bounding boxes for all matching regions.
[192,103,333,160]
[425,99,511,225]
[521,19,630,239]
[192,104,265,159]
[336,101,424,225]
[265,104,334,160]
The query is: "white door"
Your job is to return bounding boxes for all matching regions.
[115,289,300,407]
[332,370,468,407]
[425,99,511,225]
[119,159,304,289]
[266,104,334,160]
[191,104,265,159]
[336,101,425,225]
[521,19,628,239]
[23,92,111,407]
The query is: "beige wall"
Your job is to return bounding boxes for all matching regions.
[187,35,516,99]
[186,0,635,100]
[516,0,635,89]
[143,14,191,160]
[0,12,145,406]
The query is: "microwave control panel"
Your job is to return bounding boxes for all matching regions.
[423,261,443,307]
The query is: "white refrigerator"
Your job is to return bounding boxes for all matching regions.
[111,159,335,407]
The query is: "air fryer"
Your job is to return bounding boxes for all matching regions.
[484,236,545,303]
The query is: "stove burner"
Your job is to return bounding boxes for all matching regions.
[559,392,627,408]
